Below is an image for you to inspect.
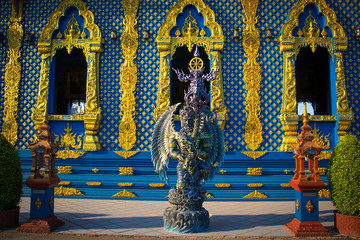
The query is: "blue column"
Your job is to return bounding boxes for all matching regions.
[295,190,319,222]
[30,188,55,219]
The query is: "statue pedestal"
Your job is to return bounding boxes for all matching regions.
[163,189,209,233]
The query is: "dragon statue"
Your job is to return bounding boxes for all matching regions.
[151,46,225,233]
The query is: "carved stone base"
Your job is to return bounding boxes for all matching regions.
[163,189,209,233]
[285,218,331,237]
[17,215,64,233]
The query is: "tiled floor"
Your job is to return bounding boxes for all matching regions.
[16,197,338,237]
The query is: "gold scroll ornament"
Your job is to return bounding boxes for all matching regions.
[1,1,24,145]
[241,0,263,151]
[118,0,140,151]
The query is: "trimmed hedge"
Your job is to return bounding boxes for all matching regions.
[328,134,360,217]
[0,134,23,211]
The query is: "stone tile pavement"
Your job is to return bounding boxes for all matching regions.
[5,197,342,238]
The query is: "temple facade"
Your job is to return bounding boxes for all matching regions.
[0,0,359,200]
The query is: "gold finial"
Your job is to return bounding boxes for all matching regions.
[175,28,181,37]
[321,28,327,38]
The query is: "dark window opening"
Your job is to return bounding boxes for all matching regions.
[295,46,331,115]
[53,48,87,115]
[171,45,210,105]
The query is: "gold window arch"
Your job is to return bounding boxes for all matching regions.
[154,0,227,129]
[279,0,353,151]
[32,0,102,151]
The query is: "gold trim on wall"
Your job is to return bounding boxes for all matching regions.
[240,0,263,151]
[154,0,227,128]
[118,0,140,151]
[279,0,352,151]
[32,0,102,151]
[1,0,24,145]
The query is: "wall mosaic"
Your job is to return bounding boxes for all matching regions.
[1,0,359,152]
[328,0,360,136]
[0,1,11,131]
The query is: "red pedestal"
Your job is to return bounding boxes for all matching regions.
[285,218,330,237]
[17,215,64,233]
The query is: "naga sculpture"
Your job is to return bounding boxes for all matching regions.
[151,46,225,233]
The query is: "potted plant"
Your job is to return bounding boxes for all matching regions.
[328,134,360,237]
[0,134,23,229]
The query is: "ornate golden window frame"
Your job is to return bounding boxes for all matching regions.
[154,0,227,129]
[279,0,353,151]
[32,0,102,151]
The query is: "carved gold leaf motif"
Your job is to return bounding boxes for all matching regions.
[247,167,262,176]
[247,184,263,188]
[242,151,267,160]
[55,186,84,196]
[114,151,139,159]
[54,123,83,150]
[118,0,140,151]
[243,190,268,199]
[56,150,86,159]
[118,183,134,187]
[241,0,263,151]
[1,19,23,145]
[112,189,137,198]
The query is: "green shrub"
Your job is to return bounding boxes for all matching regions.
[0,134,23,211]
[328,134,360,216]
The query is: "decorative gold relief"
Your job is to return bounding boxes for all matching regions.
[58,181,71,186]
[318,151,332,160]
[34,0,102,151]
[1,6,24,145]
[118,183,134,187]
[215,184,231,188]
[279,0,351,150]
[112,189,137,198]
[55,186,84,196]
[247,167,262,176]
[281,183,291,187]
[119,167,134,175]
[335,53,353,139]
[155,0,227,126]
[318,167,326,175]
[296,199,299,211]
[319,189,330,198]
[247,184,263,188]
[56,150,86,159]
[243,190,269,199]
[118,0,140,151]
[35,198,42,210]
[312,124,330,149]
[241,0,263,151]
[92,168,99,173]
[242,151,267,160]
[284,169,291,174]
[219,169,227,174]
[153,53,171,121]
[293,11,333,58]
[149,183,165,188]
[114,151,139,159]
[54,123,83,150]
[205,192,215,199]
[57,166,72,174]
[86,182,101,186]
[306,200,314,213]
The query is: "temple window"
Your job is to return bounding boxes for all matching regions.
[50,48,87,115]
[295,46,331,115]
[171,45,210,105]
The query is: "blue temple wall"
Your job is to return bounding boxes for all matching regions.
[0,1,12,131]
[0,0,359,152]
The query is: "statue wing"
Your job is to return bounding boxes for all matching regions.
[201,119,225,183]
[151,103,180,184]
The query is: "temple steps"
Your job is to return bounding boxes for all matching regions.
[19,150,331,201]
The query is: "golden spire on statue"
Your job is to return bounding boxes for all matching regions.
[290,103,324,191]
